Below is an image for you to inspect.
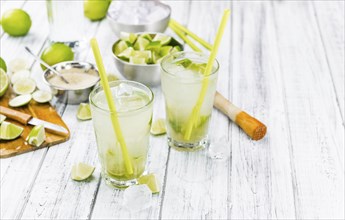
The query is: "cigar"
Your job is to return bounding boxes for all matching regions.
[214,92,267,140]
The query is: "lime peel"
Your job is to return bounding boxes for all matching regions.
[71,162,95,181]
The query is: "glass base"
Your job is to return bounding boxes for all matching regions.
[167,136,209,152]
[102,171,138,189]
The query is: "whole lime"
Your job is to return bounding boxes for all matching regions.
[1,9,32,36]
[40,43,74,70]
[0,57,7,72]
[84,0,111,21]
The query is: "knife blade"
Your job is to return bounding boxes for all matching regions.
[0,106,69,136]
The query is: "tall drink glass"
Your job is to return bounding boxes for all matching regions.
[161,52,219,151]
[90,80,154,188]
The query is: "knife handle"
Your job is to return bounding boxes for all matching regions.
[0,106,33,125]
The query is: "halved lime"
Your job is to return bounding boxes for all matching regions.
[71,162,95,181]
[77,103,92,120]
[0,69,9,97]
[130,57,146,65]
[134,37,150,51]
[10,70,30,84]
[150,118,166,135]
[12,78,36,95]
[40,43,74,70]
[26,124,45,147]
[0,114,6,124]
[0,57,7,72]
[9,94,32,107]
[153,34,171,46]
[8,58,29,73]
[1,9,32,36]
[0,121,24,140]
[32,90,52,103]
[114,40,128,55]
[138,173,160,193]
[117,47,134,60]
[120,32,137,44]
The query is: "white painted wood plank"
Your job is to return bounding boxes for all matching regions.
[160,1,231,219]
[229,2,296,219]
[271,1,344,219]
[313,1,345,120]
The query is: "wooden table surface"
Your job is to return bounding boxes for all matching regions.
[1,1,344,219]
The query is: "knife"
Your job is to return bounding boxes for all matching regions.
[0,106,69,137]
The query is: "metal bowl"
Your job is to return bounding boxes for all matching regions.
[43,61,99,105]
[107,1,171,36]
[111,33,184,86]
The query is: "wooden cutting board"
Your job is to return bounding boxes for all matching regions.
[0,88,70,158]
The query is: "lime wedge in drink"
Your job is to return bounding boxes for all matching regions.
[138,173,160,193]
[114,40,128,55]
[0,69,9,97]
[175,58,193,68]
[0,121,24,140]
[117,47,134,61]
[13,77,36,95]
[10,70,30,84]
[130,57,146,65]
[77,103,92,120]
[150,118,166,135]
[9,94,32,107]
[71,162,95,181]
[134,37,150,51]
[120,32,137,44]
[26,124,45,147]
[32,90,52,103]
[8,58,29,73]
[0,114,6,124]
[152,34,171,46]
[0,57,7,72]
[1,9,32,36]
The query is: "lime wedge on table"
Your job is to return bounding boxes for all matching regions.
[0,57,7,72]
[0,69,9,97]
[138,173,160,193]
[9,94,32,107]
[77,103,92,120]
[120,32,137,44]
[114,40,128,55]
[117,47,134,60]
[13,78,36,95]
[71,162,95,181]
[152,34,171,46]
[8,58,29,73]
[0,121,24,140]
[0,114,6,124]
[1,9,32,36]
[26,125,45,147]
[134,37,150,51]
[32,90,52,103]
[150,118,166,135]
[10,70,30,84]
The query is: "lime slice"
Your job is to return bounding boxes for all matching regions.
[120,32,137,44]
[0,114,6,124]
[9,94,32,107]
[0,69,9,97]
[10,70,30,84]
[114,40,128,55]
[0,57,7,72]
[1,9,32,36]
[77,103,92,120]
[26,124,45,147]
[32,90,52,103]
[71,162,95,181]
[134,37,150,51]
[0,121,24,140]
[8,58,29,73]
[150,118,166,135]
[138,173,160,193]
[13,77,36,95]
[117,47,134,61]
[129,57,146,65]
[40,43,74,70]
[140,33,153,41]
[152,34,171,46]
[84,0,111,21]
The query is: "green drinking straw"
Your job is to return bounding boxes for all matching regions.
[90,38,133,175]
[183,9,231,140]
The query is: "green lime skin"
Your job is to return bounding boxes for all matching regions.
[1,9,32,36]
[0,57,7,72]
[40,43,74,70]
[84,0,111,21]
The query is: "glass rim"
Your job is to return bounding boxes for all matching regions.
[160,51,220,78]
[89,80,154,115]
